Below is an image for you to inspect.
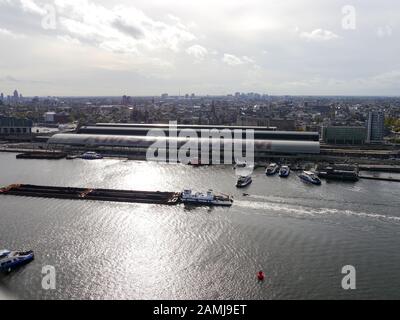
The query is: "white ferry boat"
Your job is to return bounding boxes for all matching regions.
[266,163,279,176]
[181,189,233,206]
[236,175,253,188]
[279,166,291,178]
[299,171,322,185]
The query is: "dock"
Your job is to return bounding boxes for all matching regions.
[0,184,181,205]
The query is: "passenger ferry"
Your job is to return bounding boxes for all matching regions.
[299,171,322,185]
[236,175,253,188]
[80,151,103,160]
[279,166,291,178]
[181,189,233,206]
[0,249,34,273]
[266,163,279,176]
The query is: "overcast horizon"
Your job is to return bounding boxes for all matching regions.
[0,0,399,97]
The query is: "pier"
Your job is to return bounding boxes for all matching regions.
[0,184,181,205]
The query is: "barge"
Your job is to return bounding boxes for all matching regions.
[317,166,359,182]
[16,152,67,160]
[0,184,234,207]
[0,184,181,205]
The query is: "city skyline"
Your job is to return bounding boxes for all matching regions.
[0,0,399,97]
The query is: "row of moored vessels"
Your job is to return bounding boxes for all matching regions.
[235,162,322,187]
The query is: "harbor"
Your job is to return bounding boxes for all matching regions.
[1,152,400,299]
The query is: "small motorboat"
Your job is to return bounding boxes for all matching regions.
[299,171,322,185]
[80,151,103,160]
[265,163,279,176]
[0,249,34,273]
[257,271,265,281]
[188,157,202,166]
[279,166,290,178]
[234,159,247,168]
[236,175,252,188]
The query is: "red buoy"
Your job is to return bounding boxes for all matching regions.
[257,271,265,281]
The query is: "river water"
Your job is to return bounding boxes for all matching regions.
[0,152,400,300]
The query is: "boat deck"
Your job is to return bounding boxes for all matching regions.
[0,184,181,205]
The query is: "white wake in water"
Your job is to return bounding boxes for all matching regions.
[234,199,400,223]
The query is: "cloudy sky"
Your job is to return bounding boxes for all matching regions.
[0,0,399,96]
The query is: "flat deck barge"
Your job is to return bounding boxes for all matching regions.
[16,152,67,160]
[0,184,181,205]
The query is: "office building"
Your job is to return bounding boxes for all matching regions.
[366,111,385,143]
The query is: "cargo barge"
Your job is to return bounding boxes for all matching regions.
[317,167,359,182]
[0,184,181,205]
[16,152,67,160]
[0,184,234,206]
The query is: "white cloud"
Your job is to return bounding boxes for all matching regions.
[0,0,399,96]
[186,44,208,60]
[222,54,255,66]
[300,29,339,41]
[3,0,197,54]
[0,27,25,39]
[20,0,46,15]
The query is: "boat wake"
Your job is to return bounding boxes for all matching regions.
[234,199,400,224]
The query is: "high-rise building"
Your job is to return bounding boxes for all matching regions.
[0,93,4,102]
[366,111,385,143]
[13,89,19,104]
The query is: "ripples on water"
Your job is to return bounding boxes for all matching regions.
[1,153,400,299]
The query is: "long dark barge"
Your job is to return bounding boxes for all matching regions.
[0,184,181,205]
[16,152,67,160]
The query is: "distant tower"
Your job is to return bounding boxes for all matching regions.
[13,89,19,104]
[366,111,385,143]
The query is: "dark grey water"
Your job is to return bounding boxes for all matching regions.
[1,152,400,300]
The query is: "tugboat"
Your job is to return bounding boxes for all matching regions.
[265,163,279,176]
[299,171,322,185]
[80,151,103,160]
[236,175,253,188]
[0,249,34,273]
[181,189,233,207]
[279,166,290,178]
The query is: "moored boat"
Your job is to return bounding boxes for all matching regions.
[299,171,322,185]
[266,163,279,176]
[279,166,290,178]
[0,249,34,273]
[318,167,359,182]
